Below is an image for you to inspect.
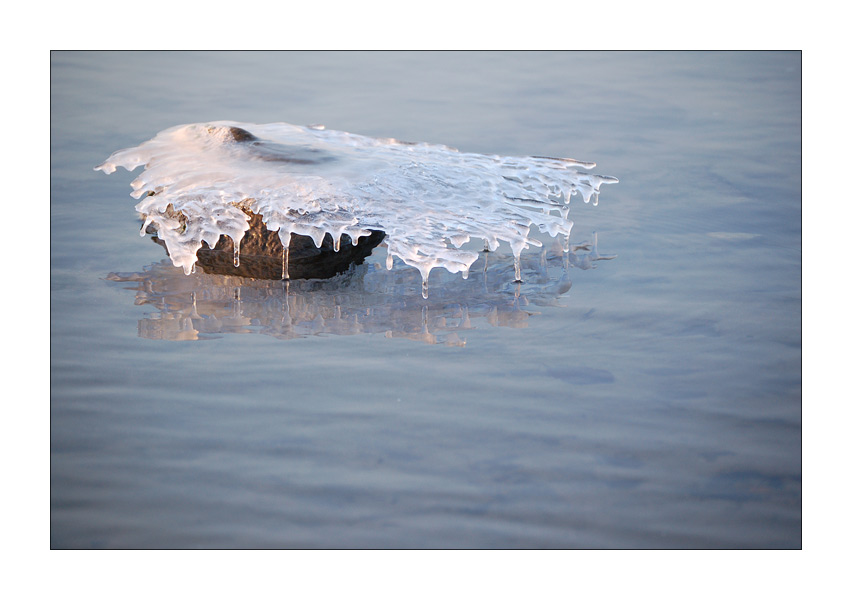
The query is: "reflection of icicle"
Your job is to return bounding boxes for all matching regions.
[533,245,552,282]
[590,232,617,261]
[280,279,292,328]
[108,231,612,344]
[482,251,489,291]
[188,291,200,319]
[566,232,617,270]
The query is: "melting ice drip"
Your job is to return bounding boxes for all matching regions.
[96,121,617,298]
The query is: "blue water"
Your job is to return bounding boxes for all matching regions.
[50,51,801,548]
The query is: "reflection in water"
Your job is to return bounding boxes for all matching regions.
[107,236,614,345]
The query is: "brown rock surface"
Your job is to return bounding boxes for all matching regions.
[153,210,386,280]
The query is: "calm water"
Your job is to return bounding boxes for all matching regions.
[50,51,801,549]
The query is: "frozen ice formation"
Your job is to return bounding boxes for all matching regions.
[96,121,617,297]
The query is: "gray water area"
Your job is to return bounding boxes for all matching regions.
[50,51,801,549]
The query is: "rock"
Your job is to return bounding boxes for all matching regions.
[225,126,258,142]
[152,210,386,280]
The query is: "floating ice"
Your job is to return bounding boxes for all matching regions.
[96,121,617,296]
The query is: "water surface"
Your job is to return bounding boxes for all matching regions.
[51,51,801,549]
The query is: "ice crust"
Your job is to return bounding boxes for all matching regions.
[96,121,617,292]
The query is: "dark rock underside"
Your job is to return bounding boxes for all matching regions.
[153,211,386,280]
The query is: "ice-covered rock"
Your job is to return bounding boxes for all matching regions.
[97,121,617,297]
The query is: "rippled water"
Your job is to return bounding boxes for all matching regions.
[51,51,801,549]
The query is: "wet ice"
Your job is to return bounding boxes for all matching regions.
[96,121,617,297]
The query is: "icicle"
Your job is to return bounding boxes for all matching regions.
[561,222,575,254]
[191,263,197,275]
[386,252,394,271]
[418,264,434,299]
[139,215,153,236]
[279,229,292,280]
[282,246,290,280]
[461,268,469,280]
[233,239,240,267]
[513,255,523,283]
[333,234,341,253]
